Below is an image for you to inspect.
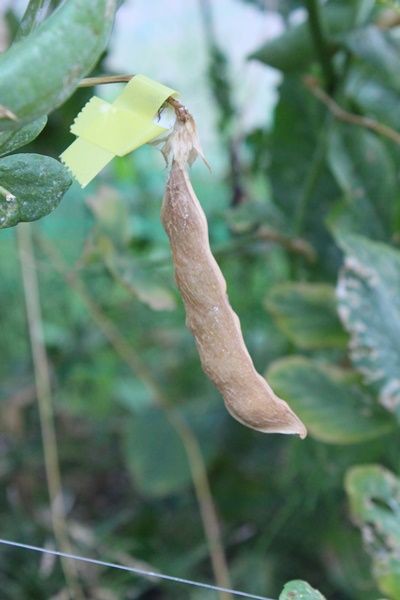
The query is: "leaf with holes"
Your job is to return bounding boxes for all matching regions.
[265,282,347,349]
[267,357,394,444]
[0,153,72,228]
[336,232,400,421]
[345,464,400,598]
[279,580,326,600]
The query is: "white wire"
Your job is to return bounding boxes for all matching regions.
[0,538,275,600]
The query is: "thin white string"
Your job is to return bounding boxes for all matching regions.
[0,538,274,600]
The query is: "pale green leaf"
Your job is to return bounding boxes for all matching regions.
[266,283,346,349]
[267,357,394,444]
[345,465,400,599]
[336,233,400,420]
[279,580,326,600]
[328,125,397,238]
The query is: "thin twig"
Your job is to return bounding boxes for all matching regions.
[304,75,400,146]
[17,225,84,600]
[257,226,316,262]
[38,235,232,600]
[79,74,190,123]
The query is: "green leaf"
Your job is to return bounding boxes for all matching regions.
[0,153,72,228]
[85,187,176,311]
[327,124,398,238]
[335,232,400,421]
[124,399,224,497]
[344,64,400,134]
[267,357,394,444]
[345,465,400,598]
[0,0,117,129]
[267,77,340,271]
[250,5,354,72]
[0,116,47,157]
[265,283,347,349]
[279,580,326,600]
[344,26,400,93]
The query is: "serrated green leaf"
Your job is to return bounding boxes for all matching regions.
[327,124,397,238]
[266,283,346,349]
[0,153,72,228]
[345,465,400,598]
[0,0,117,129]
[279,580,326,600]
[124,399,224,497]
[250,5,354,72]
[335,232,400,421]
[267,357,394,444]
[0,116,47,157]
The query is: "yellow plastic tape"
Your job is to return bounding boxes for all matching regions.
[60,74,177,187]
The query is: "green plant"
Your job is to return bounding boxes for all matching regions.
[1,0,400,598]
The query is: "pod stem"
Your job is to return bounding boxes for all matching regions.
[78,74,190,122]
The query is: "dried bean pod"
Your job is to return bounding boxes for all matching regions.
[161,119,306,438]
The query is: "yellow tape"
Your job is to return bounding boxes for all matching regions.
[60,75,177,187]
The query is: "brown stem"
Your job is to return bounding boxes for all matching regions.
[17,225,84,600]
[304,75,400,146]
[79,74,190,123]
[37,235,232,600]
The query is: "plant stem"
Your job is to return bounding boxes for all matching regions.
[305,0,336,92]
[79,75,190,122]
[17,224,84,600]
[304,75,400,145]
[38,236,232,600]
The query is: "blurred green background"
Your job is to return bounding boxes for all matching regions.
[1,1,400,599]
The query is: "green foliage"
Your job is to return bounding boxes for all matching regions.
[327,125,398,238]
[0,0,118,229]
[124,398,224,497]
[0,154,71,227]
[265,282,346,349]
[0,0,117,129]
[279,580,326,600]
[344,25,400,92]
[250,5,355,73]
[345,465,400,598]
[336,233,400,421]
[267,357,394,444]
[1,1,400,598]
[0,116,47,157]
